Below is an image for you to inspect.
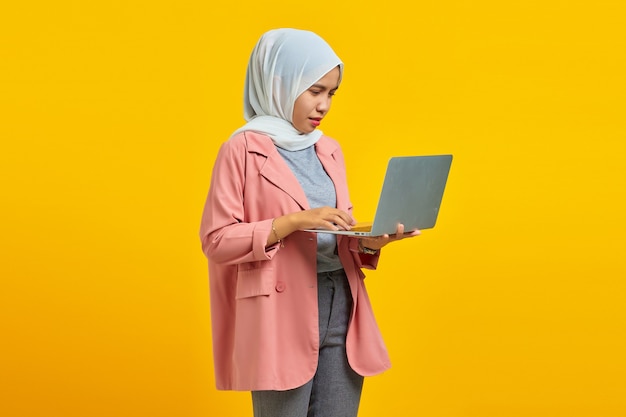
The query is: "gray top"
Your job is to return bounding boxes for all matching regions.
[277,146,343,272]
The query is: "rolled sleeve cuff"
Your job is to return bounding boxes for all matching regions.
[253,218,279,260]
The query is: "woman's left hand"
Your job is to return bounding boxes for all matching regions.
[358,223,420,251]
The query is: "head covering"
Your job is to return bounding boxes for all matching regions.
[231,28,343,151]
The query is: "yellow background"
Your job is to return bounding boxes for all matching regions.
[1,1,625,416]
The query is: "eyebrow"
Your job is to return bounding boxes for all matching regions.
[309,84,339,91]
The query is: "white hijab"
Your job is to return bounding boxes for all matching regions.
[231,28,343,151]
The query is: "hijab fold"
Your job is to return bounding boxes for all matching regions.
[231,28,343,151]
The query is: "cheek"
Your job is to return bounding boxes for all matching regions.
[293,100,309,119]
[292,98,302,118]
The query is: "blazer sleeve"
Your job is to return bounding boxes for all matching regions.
[199,139,279,265]
[326,142,380,272]
[347,237,380,270]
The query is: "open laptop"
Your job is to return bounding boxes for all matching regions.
[304,154,453,236]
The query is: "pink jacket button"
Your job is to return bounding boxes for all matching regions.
[275,281,286,292]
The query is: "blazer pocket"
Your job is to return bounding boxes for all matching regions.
[235,265,275,299]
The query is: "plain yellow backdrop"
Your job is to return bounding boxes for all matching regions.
[1,1,625,416]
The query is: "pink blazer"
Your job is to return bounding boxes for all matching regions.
[199,131,390,391]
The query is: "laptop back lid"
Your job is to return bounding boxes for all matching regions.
[369,154,453,235]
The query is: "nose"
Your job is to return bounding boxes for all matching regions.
[317,95,332,114]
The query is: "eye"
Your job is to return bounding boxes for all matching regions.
[309,90,322,96]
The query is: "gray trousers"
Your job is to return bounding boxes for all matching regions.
[252,269,364,417]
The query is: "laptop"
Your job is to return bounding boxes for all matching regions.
[304,154,453,236]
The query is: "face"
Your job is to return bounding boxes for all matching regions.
[292,66,340,134]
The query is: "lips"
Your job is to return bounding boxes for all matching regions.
[310,118,321,127]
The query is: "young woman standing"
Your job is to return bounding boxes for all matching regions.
[200,28,419,417]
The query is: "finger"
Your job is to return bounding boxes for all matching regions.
[320,220,340,231]
[322,215,349,231]
[340,210,356,225]
[333,211,356,230]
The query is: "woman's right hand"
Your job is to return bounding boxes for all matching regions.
[290,207,356,231]
[268,207,355,247]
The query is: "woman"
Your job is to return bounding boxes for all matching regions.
[199,28,419,417]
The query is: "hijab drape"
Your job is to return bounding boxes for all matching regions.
[231,28,343,151]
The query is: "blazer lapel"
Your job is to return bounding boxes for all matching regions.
[260,153,310,210]
[316,138,350,211]
[245,132,310,210]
